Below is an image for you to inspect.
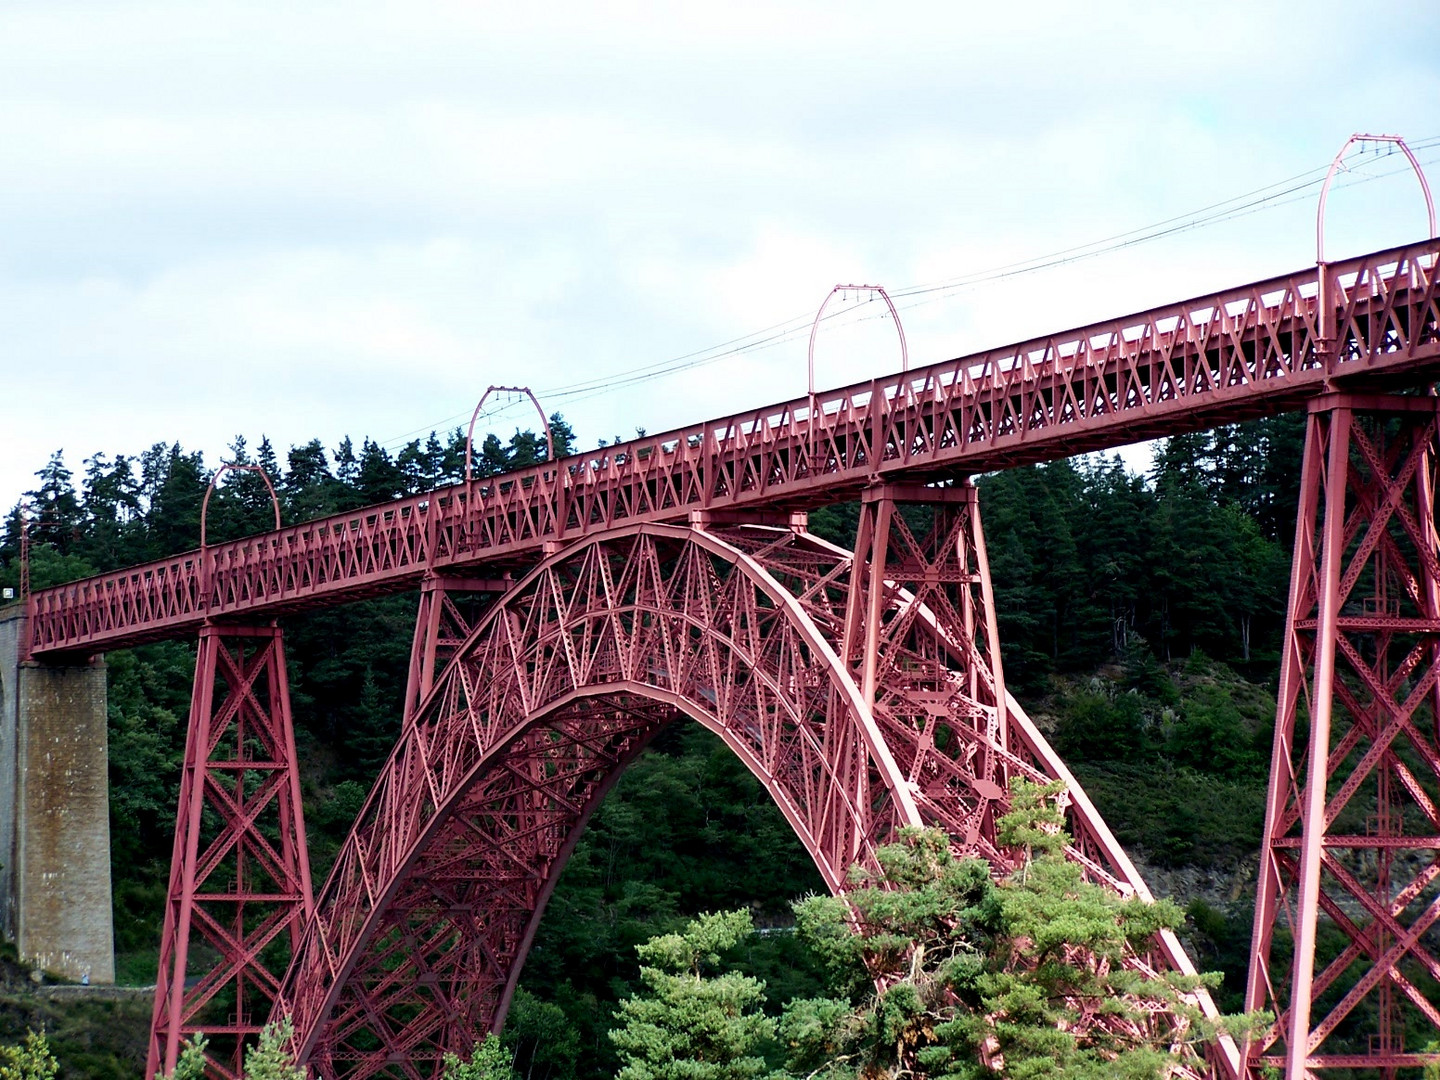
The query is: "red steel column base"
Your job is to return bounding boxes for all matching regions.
[148,624,314,1080]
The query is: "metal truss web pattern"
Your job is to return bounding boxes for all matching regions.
[1247,397,1440,1077]
[28,240,1440,657]
[276,504,1231,1080]
[148,625,314,1080]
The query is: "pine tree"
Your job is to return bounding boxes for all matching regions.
[504,989,580,1080]
[0,1030,58,1080]
[397,438,431,494]
[610,910,775,1080]
[356,439,405,503]
[442,1033,513,1080]
[335,436,360,487]
[424,432,447,486]
[156,1034,208,1080]
[477,433,510,478]
[146,444,208,557]
[257,437,281,487]
[241,1017,304,1080]
[79,452,144,568]
[285,439,338,521]
[26,450,83,551]
[547,413,578,457]
[781,784,1266,1080]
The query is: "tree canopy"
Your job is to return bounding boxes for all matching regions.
[612,784,1266,1080]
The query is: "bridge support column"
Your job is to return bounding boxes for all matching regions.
[0,604,115,984]
[1246,395,1440,1078]
[841,482,1013,855]
[148,624,313,1080]
[402,576,509,726]
[847,482,1241,1078]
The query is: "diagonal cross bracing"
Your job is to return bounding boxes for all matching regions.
[272,512,1234,1079]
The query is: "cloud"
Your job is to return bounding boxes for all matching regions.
[2,0,1438,507]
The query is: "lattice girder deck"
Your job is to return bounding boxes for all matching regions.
[28,241,1440,659]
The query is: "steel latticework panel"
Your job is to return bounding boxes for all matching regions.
[268,494,1237,1079]
[148,626,314,1080]
[1247,396,1440,1077]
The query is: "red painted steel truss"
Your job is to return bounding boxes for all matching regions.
[149,625,314,1080]
[27,239,1440,658]
[271,489,1235,1079]
[1246,395,1440,1076]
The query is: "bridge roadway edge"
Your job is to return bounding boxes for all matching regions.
[27,236,1440,661]
[0,603,115,983]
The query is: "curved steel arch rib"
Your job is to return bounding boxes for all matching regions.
[278,522,924,1078]
[278,515,1229,1079]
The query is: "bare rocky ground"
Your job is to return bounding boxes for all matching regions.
[1134,852,1256,908]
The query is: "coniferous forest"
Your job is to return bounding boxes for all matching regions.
[0,412,1307,1078]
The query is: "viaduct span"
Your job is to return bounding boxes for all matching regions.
[9,235,1440,1079]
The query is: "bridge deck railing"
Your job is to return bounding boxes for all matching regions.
[26,238,1440,656]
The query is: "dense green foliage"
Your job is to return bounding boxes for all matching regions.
[158,1035,207,1080]
[614,793,1266,1080]
[610,911,774,1080]
[0,413,1303,1076]
[510,723,831,1078]
[240,1018,304,1080]
[775,802,1243,1080]
[442,1034,512,1080]
[0,1031,58,1080]
[976,423,1299,684]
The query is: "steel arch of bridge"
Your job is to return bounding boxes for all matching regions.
[274,500,1229,1080]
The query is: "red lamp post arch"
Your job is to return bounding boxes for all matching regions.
[198,463,284,610]
[1316,132,1436,266]
[1315,133,1437,342]
[807,283,909,398]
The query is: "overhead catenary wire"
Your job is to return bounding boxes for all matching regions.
[541,144,1440,411]
[380,137,1440,449]
[533,144,1440,410]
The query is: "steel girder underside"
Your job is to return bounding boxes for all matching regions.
[276,502,1234,1080]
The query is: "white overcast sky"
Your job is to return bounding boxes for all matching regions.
[2,0,1439,511]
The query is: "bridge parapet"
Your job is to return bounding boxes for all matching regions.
[25,238,1440,660]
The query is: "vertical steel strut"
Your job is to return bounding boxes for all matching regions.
[402,576,507,725]
[1246,394,1440,1078]
[841,482,1011,852]
[148,625,314,1079]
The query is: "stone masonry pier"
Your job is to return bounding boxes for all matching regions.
[0,605,114,983]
